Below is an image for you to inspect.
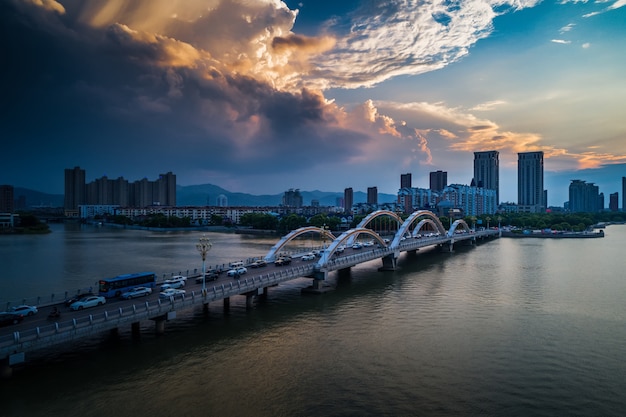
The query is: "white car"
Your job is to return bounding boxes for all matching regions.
[121,287,153,299]
[161,278,186,291]
[10,305,39,316]
[301,253,315,261]
[170,275,187,281]
[227,267,247,277]
[159,288,186,299]
[70,296,106,311]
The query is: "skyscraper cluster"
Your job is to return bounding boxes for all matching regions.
[64,167,176,216]
[396,150,549,216]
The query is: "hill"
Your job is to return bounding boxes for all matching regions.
[176,184,397,206]
[9,184,397,208]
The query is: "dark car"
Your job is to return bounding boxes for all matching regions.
[0,312,24,327]
[196,272,219,283]
[64,292,95,307]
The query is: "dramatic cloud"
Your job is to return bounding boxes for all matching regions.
[2,0,625,204]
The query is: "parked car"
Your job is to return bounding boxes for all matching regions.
[159,288,186,299]
[64,292,95,307]
[121,287,153,299]
[10,305,39,316]
[0,312,23,327]
[227,267,247,277]
[250,260,267,268]
[196,271,219,283]
[69,296,106,311]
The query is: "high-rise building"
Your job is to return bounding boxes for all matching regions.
[0,185,14,213]
[569,180,601,212]
[367,186,378,205]
[622,177,626,211]
[64,166,86,213]
[473,151,499,204]
[400,173,412,189]
[429,171,447,192]
[282,189,303,207]
[609,192,618,211]
[154,172,176,206]
[217,194,228,207]
[518,152,545,212]
[344,187,353,213]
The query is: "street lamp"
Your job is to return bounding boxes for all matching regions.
[322,223,329,250]
[196,234,212,294]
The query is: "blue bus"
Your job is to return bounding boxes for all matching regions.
[98,272,157,298]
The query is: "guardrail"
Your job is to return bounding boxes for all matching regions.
[1,232,498,359]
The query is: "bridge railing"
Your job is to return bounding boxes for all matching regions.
[0,264,320,355]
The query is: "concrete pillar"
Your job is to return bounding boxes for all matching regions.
[155,318,165,335]
[260,287,268,300]
[312,279,324,290]
[223,297,230,311]
[379,254,397,271]
[246,294,255,310]
[131,322,140,337]
[0,360,12,379]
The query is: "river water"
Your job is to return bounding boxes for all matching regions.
[1,223,625,416]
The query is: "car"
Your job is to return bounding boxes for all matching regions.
[196,271,219,283]
[69,295,106,311]
[64,292,95,307]
[301,253,315,261]
[120,287,153,299]
[0,312,24,327]
[250,260,267,268]
[159,288,186,299]
[161,277,186,290]
[10,305,39,316]
[227,267,247,277]
[170,275,187,281]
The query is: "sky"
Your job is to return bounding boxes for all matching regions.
[1,0,625,207]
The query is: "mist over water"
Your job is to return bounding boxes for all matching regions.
[1,224,625,416]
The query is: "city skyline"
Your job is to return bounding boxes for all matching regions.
[1,0,625,207]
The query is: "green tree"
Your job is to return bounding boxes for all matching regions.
[279,214,307,233]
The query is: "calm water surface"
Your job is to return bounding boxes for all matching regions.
[1,223,625,416]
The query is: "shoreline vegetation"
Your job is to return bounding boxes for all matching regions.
[2,211,624,237]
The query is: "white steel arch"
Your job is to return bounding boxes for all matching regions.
[317,228,387,266]
[391,210,447,249]
[265,226,336,261]
[410,219,440,237]
[348,210,403,244]
[448,219,471,237]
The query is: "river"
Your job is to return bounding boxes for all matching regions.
[1,223,625,416]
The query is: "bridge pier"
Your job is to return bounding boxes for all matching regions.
[155,318,165,335]
[131,321,141,338]
[246,293,255,310]
[302,271,333,294]
[378,254,397,271]
[0,359,12,379]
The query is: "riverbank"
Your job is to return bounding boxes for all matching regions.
[501,230,604,238]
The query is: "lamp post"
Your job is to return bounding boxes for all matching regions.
[196,235,212,295]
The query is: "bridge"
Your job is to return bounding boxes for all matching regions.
[0,210,498,376]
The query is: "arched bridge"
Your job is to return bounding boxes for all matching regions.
[263,210,498,278]
[0,210,499,371]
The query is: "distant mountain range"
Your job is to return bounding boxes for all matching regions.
[176,184,396,206]
[12,185,397,208]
